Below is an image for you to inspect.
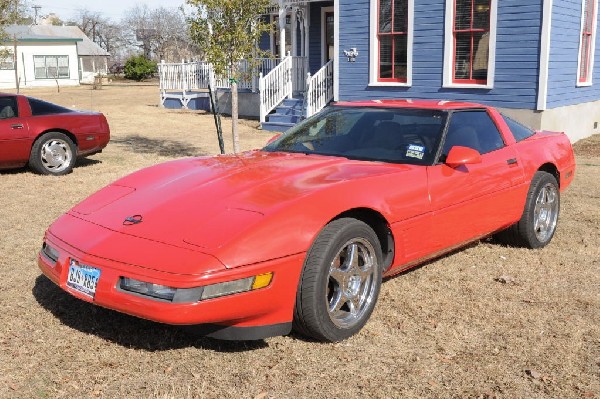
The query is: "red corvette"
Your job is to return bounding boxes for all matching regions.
[0,93,110,175]
[38,100,575,342]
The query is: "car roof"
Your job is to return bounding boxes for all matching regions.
[333,99,488,110]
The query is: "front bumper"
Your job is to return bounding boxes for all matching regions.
[38,233,305,340]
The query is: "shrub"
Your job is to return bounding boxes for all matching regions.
[124,56,157,81]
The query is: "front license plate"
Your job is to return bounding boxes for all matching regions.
[67,259,101,299]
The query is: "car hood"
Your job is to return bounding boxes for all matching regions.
[61,151,409,265]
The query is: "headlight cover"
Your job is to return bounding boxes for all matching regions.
[119,278,203,303]
[118,273,273,303]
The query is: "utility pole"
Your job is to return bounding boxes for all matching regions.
[32,5,41,25]
[13,35,19,93]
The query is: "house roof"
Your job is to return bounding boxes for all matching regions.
[4,25,110,57]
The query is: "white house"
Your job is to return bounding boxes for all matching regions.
[0,25,110,89]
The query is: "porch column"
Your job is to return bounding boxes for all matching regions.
[278,0,286,59]
[297,7,307,58]
[291,7,298,57]
[303,7,310,63]
[299,16,305,57]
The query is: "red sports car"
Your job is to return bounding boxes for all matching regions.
[38,100,575,342]
[0,93,110,175]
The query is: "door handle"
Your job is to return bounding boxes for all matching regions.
[11,124,24,129]
[506,158,518,165]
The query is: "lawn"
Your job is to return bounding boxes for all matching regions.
[0,83,598,399]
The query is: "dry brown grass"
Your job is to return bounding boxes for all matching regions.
[0,83,598,399]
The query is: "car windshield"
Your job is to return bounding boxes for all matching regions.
[263,106,448,165]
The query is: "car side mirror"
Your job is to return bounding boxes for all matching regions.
[266,134,281,145]
[445,146,482,168]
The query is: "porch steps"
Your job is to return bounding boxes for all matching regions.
[261,97,305,132]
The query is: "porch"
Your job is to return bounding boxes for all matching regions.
[157,0,335,132]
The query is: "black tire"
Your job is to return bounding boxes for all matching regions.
[494,171,560,249]
[29,132,77,176]
[293,218,383,342]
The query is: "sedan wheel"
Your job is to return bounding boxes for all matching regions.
[533,182,559,243]
[327,238,378,329]
[294,218,382,342]
[29,132,76,175]
[494,171,560,248]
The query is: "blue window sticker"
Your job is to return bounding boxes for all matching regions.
[406,144,425,160]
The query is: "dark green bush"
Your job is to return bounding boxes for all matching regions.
[124,56,157,81]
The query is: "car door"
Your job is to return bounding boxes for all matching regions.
[426,110,525,251]
[0,96,30,167]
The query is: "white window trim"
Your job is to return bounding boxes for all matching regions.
[576,0,598,87]
[368,0,414,87]
[443,0,498,89]
[334,0,340,101]
[537,0,553,110]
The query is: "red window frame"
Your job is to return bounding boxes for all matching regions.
[452,0,491,84]
[579,0,596,83]
[377,0,408,83]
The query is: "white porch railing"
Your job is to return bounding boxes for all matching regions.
[305,59,334,118]
[259,54,293,123]
[159,61,214,92]
[158,59,280,93]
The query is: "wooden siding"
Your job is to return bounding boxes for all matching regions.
[547,0,600,107]
[338,0,543,109]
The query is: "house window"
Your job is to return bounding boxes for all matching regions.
[578,0,598,85]
[34,55,70,79]
[369,0,413,86]
[453,0,491,83]
[378,0,408,82]
[444,0,497,88]
[0,56,14,70]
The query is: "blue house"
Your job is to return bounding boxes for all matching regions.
[255,0,599,141]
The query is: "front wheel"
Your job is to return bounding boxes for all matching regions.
[293,218,383,342]
[29,132,76,176]
[494,171,560,248]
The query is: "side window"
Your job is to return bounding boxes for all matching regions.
[0,96,18,119]
[442,110,504,157]
[501,114,535,142]
[28,97,72,116]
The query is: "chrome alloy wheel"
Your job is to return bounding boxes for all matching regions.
[327,238,377,329]
[533,182,559,243]
[41,139,73,173]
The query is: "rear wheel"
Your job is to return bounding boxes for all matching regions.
[293,218,383,342]
[494,171,560,248]
[29,132,76,176]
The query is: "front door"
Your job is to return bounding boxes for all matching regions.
[427,110,526,252]
[322,8,334,64]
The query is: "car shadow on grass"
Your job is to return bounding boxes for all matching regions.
[32,275,268,352]
[76,158,102,169]
[111,134,209,158]
[0,167,29,175]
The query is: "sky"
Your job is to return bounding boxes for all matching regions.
[33,0,185,22]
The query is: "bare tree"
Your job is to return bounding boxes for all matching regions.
[121,5,196,62]
[72,8,125,61]
[75,9,105,43]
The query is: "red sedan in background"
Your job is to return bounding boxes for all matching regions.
[38,100,575,342]
[0,93,110,175]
